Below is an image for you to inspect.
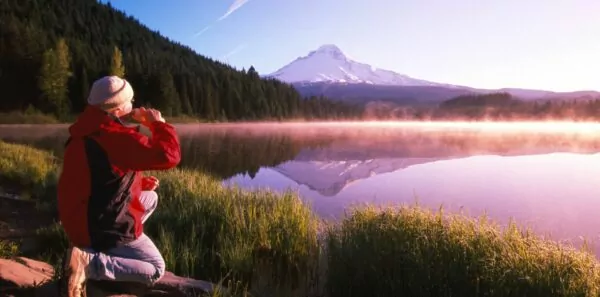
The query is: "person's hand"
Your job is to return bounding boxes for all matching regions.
[131,108,165,126]
[145,108,165,124]
[131,107,148,125]
[142,176,160,191]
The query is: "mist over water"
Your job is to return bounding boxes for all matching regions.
[3,121,600,255]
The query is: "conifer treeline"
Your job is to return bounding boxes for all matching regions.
[0,0,362,120]
[365,92,600,121]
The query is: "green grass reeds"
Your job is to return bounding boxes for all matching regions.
[326,206,600,297]
[0,140,59,203]
[146,169,322,296]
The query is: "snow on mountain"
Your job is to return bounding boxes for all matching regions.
[273,157,443,196]
[267,44,457,87]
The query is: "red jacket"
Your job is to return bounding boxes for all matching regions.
[57,106,181,251]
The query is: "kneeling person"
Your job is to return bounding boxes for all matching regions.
[57,76,181,297]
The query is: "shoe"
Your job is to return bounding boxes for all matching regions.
[60,246,91,297]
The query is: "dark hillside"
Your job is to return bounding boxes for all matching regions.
[0,0,361,120]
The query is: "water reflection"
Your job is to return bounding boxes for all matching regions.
[2,123,600,255]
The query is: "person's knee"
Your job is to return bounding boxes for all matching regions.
[140,191,158,211]
[151,253,166,283]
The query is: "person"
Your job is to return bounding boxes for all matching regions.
[57,75,181,297]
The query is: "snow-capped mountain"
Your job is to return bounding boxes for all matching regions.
[267,44,456,87]
[265,44,600,104]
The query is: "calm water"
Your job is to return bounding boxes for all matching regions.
[3,121,600,255]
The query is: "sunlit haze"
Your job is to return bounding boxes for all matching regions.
[103,0,600,92]
[176,121,600,135]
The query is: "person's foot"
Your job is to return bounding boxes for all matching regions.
[60,246,91,297]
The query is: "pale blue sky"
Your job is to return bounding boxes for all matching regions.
[105,0,600,92]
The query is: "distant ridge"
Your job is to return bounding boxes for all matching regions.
[266,44,600,105]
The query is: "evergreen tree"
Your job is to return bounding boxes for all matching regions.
[38,38,72,118]
[80,67,90,104]
[157,72,180,116]
[109,45,125,77]
[179,78,193,115]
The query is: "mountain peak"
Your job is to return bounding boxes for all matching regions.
[314,44,344,56]
[267,44,448,87]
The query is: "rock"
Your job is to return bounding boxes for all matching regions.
[0,257,229,297]
[85,272,220,296]
[0,257,54,288]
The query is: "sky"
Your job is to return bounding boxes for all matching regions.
[104,0,600,92]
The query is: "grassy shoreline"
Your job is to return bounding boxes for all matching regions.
[2,140,600,296]
[0,111,214,124]
[6,110,600,127]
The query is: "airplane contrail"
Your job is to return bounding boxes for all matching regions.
[194,25,212,37]
[221,43,248,60]
[218,0,251,21]
[193,0,252,39]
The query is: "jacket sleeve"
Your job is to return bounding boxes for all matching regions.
[104,121,182,171]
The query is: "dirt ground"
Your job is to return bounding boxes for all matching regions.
[0,194,53,242]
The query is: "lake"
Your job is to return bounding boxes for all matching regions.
[3,121,600,255]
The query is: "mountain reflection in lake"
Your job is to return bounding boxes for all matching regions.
[2,122,600,255]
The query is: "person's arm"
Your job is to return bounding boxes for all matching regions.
[106,121,181,171]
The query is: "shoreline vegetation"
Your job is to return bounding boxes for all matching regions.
[2,140,600,296]
[5,107,600,126]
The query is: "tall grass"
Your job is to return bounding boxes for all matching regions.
[146,169,322,297]
[0,107,60,124]
[0,110,208,125]
[326,206,600,297]
[0,240,19,258]
[2,140,600,297]
[0,140,59,203]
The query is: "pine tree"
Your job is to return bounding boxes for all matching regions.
[38,38,72,118]
[157,71,180,116]
[247,66,259,79]
[110,45,125,77]
[80,67,90,105]
[179,78,193,115]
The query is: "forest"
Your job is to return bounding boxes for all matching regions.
[2,0,599,123]
[0,0,363,121]
[364,92,600,121]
